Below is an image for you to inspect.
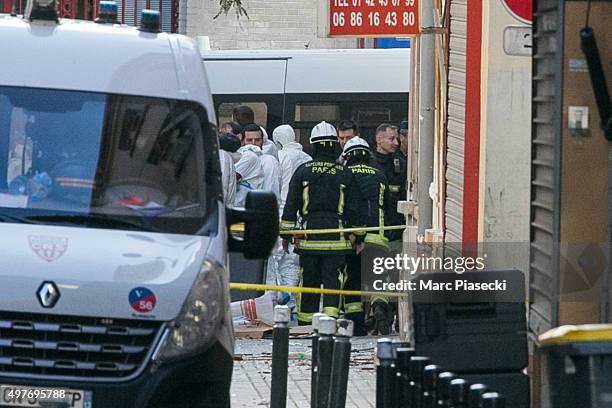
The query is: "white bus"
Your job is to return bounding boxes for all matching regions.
[202,48,411,151]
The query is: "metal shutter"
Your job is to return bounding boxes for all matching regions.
[119,0,173,32]
[445,0,467,244]
[529,0,563,336]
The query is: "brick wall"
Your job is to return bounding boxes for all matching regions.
[185,0,357,49]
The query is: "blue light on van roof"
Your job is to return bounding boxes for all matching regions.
[139,9,161,33]
[95,1,119,24]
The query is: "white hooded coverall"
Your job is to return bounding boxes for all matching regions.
[266,125,312,312]
[234,146,264,208]
[274,124,312,214]
[219,149,239,207]
[257,127,281,201]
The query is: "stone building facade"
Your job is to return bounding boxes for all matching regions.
[183,0,358,49]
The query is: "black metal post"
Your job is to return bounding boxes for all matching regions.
[270,305,291,408]
[316,316,336,408]
[395,347,415,407]
[311,312,326,408]
[480,392,505,408]
[408,356,430,408]
[422,364,441,408]
[468,384,488,408]
[328,319,353,408]
[375,338,396,408]
[437,372,456,408]
[449,378,469,408]
[392,339,411,357]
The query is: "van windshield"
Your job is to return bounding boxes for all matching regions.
[0,86,219,235]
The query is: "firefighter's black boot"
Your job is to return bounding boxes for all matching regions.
[371,301,391,335]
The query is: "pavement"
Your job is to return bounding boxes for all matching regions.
[231,336,390,407]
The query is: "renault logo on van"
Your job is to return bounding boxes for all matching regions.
[37,281,60,308]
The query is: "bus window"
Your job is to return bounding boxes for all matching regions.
[218,102,268,128]
[295,103,340,123]
[288,94,408,152]
[294,103,340,154]
[356,108,392,124]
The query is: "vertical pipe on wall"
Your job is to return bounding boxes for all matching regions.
[417,0,436,238]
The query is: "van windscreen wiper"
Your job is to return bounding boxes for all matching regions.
[26,214,160,232]
[0,212,37,224]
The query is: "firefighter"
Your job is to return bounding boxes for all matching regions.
[370,123,408,334]
[280,121,362,325]
[342,137,391,335]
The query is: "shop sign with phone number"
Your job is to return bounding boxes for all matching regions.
[329,0,420,37]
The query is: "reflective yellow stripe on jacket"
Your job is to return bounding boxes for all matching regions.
[345,302,364,314]
[295,239,352,251]
[364,233,389,248]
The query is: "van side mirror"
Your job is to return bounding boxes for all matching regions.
[227,191,278,259]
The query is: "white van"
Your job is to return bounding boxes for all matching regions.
[0,5,276,408]
[202,48,410,151]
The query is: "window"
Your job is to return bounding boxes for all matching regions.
[0,86,219,234]
[289,95,408,152]
[218,102,269,128]
[294,104,340,123]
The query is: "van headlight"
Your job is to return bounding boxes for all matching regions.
[154,259,226,362]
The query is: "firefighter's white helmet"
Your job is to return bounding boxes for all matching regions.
[342,136,371,157]
[310,121,338,144]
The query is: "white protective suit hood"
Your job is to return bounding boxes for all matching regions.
[238,144,263,157]
[273,125,296,147]
[234,147,264,208]
[260,126,279,159]
[238,144,280,202]
[275,124,312,214]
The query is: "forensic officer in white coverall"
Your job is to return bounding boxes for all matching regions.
[265,125,312,312]
[241,124,281,201]
[218,133,241,207]
[234,146,264,208]
[260,126,279,160]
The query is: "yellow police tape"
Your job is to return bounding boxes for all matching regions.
[229,282,404,298]
[230,223,407,235]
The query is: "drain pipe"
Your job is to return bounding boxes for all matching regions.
[417,0,436,239]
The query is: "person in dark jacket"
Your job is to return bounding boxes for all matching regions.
[371,123,407,241]
[369,123,408,334]
[280,121,362,325]
[342,136,391,335]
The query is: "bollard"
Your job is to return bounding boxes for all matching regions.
[408,356,430,408]
[468,384,488,408]
[392,339,411,357]
[422,364,442,408]
[480,392,505,408]
[375,338,396,408]
[316,316,336,408]
[395,347,415,407]
[328,319,353,408]
[390,338,410,403]
[437,372,456,408]
[270,305,291,408]
[311,312,327,408]
[449,378,469,408]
